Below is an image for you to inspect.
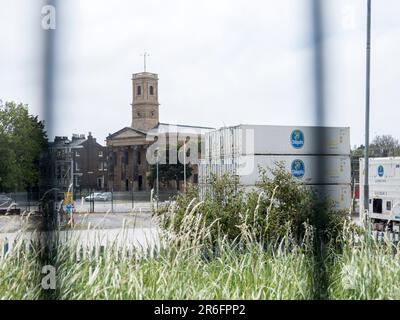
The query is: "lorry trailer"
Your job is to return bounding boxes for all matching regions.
[360,157,400,230]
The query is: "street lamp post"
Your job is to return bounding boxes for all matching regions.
[156,148,159,210]
[183,142,186,193]
[131,180,134,210]
[363,0,372,217]
[88,171,94,213]
[183,136,190,193]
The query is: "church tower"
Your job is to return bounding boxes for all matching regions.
[131,72,159,131]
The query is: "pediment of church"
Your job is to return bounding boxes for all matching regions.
[106,127,150,146]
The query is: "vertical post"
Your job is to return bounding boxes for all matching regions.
[183,142,186,193]
[71,156,74,201]
[131,180,134,210]
[111,187,114,213]
[132,148,135,210]
[363,0,372,216]
[28,187,30,212]
[156,148,159,210]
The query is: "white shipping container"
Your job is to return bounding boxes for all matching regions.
[204,125,350,158]
[233,155,350,185]
[200,155,350,185]
[243,184,351,210]
[310,184,351,211]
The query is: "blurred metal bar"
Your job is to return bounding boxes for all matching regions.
[43,0,57,139]
[311,0,328,300]
[363,0,372,216]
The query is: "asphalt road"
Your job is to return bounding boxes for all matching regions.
[0,210,156,233]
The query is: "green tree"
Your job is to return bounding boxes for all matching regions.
[370,135,400,157]
[351,134,400,183]
[0,101,48,192]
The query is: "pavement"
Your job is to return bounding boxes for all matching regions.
[0,210,160,254]
[72,200,155,213]
[0,210,157,233]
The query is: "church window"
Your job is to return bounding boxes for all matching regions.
[137,85,141,95]
[149,85,154,95]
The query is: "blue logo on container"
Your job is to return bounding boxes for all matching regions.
[291,130,304,149]
[378,165,384,177]
[291,159,305,178]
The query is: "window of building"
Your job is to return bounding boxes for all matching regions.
[387,201,392,211]
[137,150,141,165]
[97,177,103,189]
[99,162,104,171]
[193,174,198,184]
[75,162,79,171]
[98,151,103,157]
[75,176,81,187]
[75,151,80,157]
[149,85,154,95]
[373,198,383,214]
[137,85,141,95]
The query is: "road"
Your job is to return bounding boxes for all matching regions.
[0,211,160,255]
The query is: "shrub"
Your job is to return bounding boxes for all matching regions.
[157,162,351,246]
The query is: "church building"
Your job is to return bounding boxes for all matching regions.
[106,70,213,192]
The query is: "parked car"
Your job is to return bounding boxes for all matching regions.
[100,192,112,201]
[85,192,111,202]
[0,194,13,208]
[84,193,102,202]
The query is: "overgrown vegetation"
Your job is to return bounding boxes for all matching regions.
[0,164,397,300]
[158,163,352,246]
[1,208,400,299]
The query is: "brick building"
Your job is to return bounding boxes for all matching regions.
[47,133,107,197]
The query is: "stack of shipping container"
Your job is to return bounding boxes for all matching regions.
[199,125,351,210]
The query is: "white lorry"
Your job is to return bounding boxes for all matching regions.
[360,157,400,231]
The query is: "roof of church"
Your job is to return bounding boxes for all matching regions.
[107,127,147,139]
[155,122,215,130]
[107,123,215,140]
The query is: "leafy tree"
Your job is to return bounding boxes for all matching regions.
[0,101,48,192]
[351,134,400,182]
[370,135,400,157]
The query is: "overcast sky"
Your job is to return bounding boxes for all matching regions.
[1,0,399,146]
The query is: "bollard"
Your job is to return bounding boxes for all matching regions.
[3,240,9,257]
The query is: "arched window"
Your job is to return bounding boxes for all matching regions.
[137,85,141,95]
[149,85,154,95]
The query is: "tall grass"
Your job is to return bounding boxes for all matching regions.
[1,202,400,299]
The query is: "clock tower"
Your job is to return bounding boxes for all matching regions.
[131,71,159,131]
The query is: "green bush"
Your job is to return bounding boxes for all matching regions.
[157,162,352,246]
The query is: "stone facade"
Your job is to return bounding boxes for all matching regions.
[131,72,159,131]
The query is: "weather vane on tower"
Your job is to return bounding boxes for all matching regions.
[140,50,149,72]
